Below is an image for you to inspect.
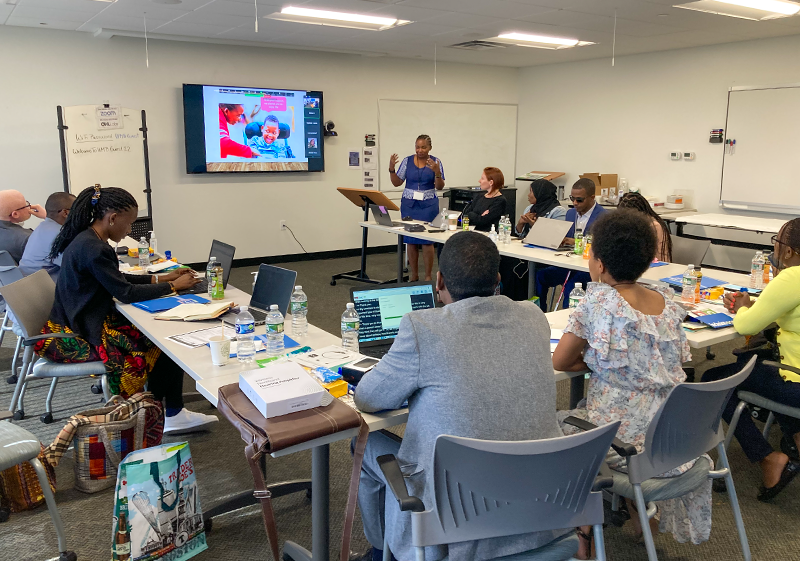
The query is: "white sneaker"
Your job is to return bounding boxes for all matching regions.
[163,408,219,434]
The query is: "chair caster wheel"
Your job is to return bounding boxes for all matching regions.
[706,350,716,360]
[0,506,10,523]
[306,488,312,500]
[6,375,17,384]
[90,383,103,395]
[330,280,336,286]
[41,412,54,424]
[203,518,213,533]
[12,410,24,421]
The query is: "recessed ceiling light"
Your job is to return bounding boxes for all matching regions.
[266,6,411,30]
[674,0,800,20]
[492,32,594,49]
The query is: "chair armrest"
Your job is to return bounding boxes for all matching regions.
[563,416,638,457]
[377,454,425,513]
[23,332,79,346]
[592,476,614,492]
[765,361,800,376]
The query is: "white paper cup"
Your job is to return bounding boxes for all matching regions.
[209,335,231,366]
[448,213,460,231]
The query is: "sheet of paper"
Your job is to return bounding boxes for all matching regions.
[348,149,360,168]
[290,345,365,369]
[167,325,235,348]
[550,328,564,353]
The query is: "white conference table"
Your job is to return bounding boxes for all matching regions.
[676,213,785,235]
[360,220,753,299]
[115,286,587,561]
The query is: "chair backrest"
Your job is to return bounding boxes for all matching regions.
[0,270,55,339]
[671,235,711,266]
[410,422,620,548]
[628,355,756,484]
[0,266,24,287]
[0,250,17,267]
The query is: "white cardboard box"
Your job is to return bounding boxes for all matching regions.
[239,362,331,419]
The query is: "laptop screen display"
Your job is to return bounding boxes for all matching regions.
[208,240,235,287]
[352,284,436,343]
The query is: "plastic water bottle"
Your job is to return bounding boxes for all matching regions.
[341,303,360,352]
[138,237,149,269]
[489,225,498,244]
[568,283,585,308]
[149,230,158,256]
[681,264,697,303]
[502,215,512,244]
[290,285,308,338]
[235,306,256,363]
[750,251,764,289]
[206,256,217,297]
[574,228,584,255]
[265,304,285,357]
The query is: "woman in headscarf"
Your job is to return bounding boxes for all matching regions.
[515,179,566,238]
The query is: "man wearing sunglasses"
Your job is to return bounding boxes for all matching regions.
[534,178,605,311]
[0,189,46,263]
[20,192,76,279]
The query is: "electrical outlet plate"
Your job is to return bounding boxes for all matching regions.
[670,152,681,160]
[280,220,287,230]
[683,152,695,160]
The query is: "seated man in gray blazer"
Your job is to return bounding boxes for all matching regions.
[354,231,568,561]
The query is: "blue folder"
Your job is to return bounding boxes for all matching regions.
[660,274,727,290]
[132,294,209,313]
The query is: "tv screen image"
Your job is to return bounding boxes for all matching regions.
[183,84,324,174]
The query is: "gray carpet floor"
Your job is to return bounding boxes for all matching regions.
[1,252,799,561]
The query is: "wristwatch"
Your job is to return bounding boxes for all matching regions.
[389,168,396,173]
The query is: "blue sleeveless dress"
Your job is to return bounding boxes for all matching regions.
[397,155,445,245]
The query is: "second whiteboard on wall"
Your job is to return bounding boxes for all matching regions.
[378,100,518,190]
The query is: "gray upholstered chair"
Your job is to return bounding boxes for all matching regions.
[0,420,77,559]
[2,270,108,424]
[0,265,25,385]
[379,421,620,561]
[566,355,755,561]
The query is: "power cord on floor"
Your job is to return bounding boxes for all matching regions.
[285,224,308,253]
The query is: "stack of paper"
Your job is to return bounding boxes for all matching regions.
[155,301,233,321]
[239,361,333,418]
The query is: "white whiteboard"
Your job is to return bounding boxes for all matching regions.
[378,100,517,190]
[63,105,149,217]
[720,85,800,215]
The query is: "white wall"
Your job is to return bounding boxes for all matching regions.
[0,26,518,262]
[516,33,800,218]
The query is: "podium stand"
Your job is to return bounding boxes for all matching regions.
[331,188,406,286]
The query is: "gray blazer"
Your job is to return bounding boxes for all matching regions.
[355,295,567,561]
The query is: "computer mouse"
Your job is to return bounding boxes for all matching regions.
[402,215,413,221]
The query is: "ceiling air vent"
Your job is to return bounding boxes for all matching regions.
[447,40,505,51]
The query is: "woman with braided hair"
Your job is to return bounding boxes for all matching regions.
[703,218,800,501]
[36,185,218,434]
[617,192,672,262]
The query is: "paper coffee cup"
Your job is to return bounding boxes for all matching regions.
[209,335,231,366]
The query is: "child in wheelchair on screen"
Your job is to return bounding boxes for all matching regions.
[246,115,295,159]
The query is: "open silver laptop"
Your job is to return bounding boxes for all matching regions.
[523,217,573,250]
[370,204,403,227]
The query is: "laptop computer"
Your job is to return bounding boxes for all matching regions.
[179,240,235,295]
[222,264,297,326]
[522,217,573,251]
[371,204,404,227]
[350,281,437,359]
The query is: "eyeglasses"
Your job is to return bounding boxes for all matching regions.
[569,196,585,203]
[771,234,799,253]
[13,201,31,212]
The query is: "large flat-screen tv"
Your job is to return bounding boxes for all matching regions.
[183,83,324,174]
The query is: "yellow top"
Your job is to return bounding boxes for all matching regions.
[734,265,800,382]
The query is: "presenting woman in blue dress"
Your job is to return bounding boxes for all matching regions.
[388,134,445,281]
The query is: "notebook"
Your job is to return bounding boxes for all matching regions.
[132,294,209,313]
[155,301,233,321]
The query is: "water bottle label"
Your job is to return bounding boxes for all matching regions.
[291,301,308,312]
[235,322,255,335]
[341,321,360,331]
[267,322,284,334]
[569,297,580,308]
[682,277,695,286]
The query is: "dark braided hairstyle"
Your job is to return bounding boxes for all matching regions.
[618,192,673,262]
[780,218,800,251]
[49,185,138,259]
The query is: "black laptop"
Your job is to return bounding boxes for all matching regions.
[222,264,297,326]
[350,281,436,359]
[180,240,235,296]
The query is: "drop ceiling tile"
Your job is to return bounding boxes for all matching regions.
[150,20,231,35]
[397,0,554,19]
[86,14,170,31]
[379,21,465,37]
[293,0,408,13]
[174,9,253,27]
[0,5,14,23]
[423,12,507,29]
[15,0,107,14]
[5,15,82,29]
[103,2,188,19]
[366,4,450,22]
[8,5,101,22]
[202,0,279,17]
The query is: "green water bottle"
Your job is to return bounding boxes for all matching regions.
[574,228,584,255]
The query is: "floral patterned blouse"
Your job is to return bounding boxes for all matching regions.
[560,282,713,545]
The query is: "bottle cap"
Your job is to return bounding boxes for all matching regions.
[140,236,146,242]
[295,285,302,290]
[165,250,172,260]
[346,302,354,308]
[270,304,278,310]
[576,283,582,288]
[240,305,248,312]
[210,256,216,261]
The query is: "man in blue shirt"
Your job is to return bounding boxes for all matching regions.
[534,178,605,311]
[19,192,75,279]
